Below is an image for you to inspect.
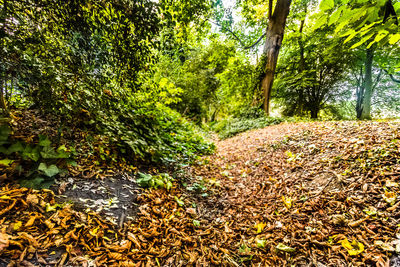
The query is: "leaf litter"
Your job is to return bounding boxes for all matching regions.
[1,120,400,266]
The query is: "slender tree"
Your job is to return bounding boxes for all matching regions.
[259,0,292,115]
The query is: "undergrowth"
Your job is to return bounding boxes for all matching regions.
[211,107,289,139]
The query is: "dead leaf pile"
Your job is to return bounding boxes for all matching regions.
[189,120,400,265]
[1,120,400,266]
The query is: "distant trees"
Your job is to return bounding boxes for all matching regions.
[315,0,399,119]
[274,17,354,118]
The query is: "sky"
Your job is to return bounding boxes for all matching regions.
[222,0,236,8]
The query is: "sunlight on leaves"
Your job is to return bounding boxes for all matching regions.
[339,238,364,256]
[276,243,296,253]
[254,222,267,233]
[282,196,293,209]
[383,191,397,205]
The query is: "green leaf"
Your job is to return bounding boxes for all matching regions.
[39,135,51,147]
[329,7,344,26]
[56,145,70,158]
[0,126,11,143]
[256,239,266,248]
[374,30,389,43]
[20,177,45,189]
[334,21,348,33]
[313,15,328,30]
[193,220,200,227]
[319,0,334,11]
[276,243,296,253]
[40,146,59,159]
[389,34,400,45]
[343,30,357,44]
[0,159,14,166]
[166,180,173,191]
[350,32,374,49]
[22,145,40,161]
[0,146,7,154]
[66,159,77,166]
[174,196,184,206]
[7,142,24,154]
[136,172,153,187]
[394,2,400,12]
[38,163,60,177]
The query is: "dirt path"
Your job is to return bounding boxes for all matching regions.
[189,120,400,266]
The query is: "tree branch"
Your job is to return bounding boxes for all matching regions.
[268,0,273,20]
[383,69,400,83]
[208,19,266,49]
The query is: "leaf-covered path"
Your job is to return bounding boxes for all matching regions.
[191,120,400,266]
[1,120,400,266]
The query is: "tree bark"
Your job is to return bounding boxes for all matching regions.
[0,78,9,115]
[310,107,319,119]
[358,47,374,120]
[0,0,9,115]
[260,0,292,115]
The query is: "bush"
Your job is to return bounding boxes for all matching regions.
[0,124,75,189]
[212,116,286,139]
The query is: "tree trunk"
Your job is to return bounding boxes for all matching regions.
[355,66,364,118]
[260,0,292,115]
[0,78,9,115]
[297,13,306,115]
[358,48,374,120]
[0,0,9,115]
[310,108,319,119]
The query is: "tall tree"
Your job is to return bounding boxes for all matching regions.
[259,0,292,115]
[356,47,375,119]
[315,0,399,119]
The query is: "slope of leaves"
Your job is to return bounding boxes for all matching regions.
[191,120,400,265]
[1,120,400,266]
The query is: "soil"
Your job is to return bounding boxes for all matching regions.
[53,172,142,227]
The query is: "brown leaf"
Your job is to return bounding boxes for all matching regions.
[0,230,9,252]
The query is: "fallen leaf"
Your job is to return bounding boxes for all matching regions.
[339,238,364,256]
[13,221,23,231]
[282,196,293,209]
[276,243,296,253]
[256,239,266,248]
[383,191,397,205]
[254,222,267,233]
[0,230,9,252]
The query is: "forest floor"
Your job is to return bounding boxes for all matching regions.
[1,118,400,266]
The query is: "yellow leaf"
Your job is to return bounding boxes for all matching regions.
[339,238,364,256]
[254,222,267,233]
[282,196,293,209]
[89,226,99,236]
[13,221,22,231]
[389,33,400,45]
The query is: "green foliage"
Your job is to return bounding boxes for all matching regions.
[154,38,254,123]
[0,0,215,165]
[212,108,286,139]
[136,172,174,190]
[275,12,355,119]
[314,0,400,49]
[0,125,74,189]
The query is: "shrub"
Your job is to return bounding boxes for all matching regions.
[212,116,286,139]
[0,124,75,189]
